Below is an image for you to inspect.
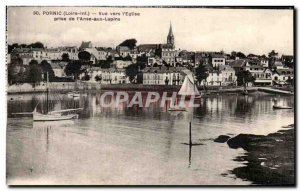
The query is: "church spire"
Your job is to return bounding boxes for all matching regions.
[168,22,174,37]
[167,22,175,48]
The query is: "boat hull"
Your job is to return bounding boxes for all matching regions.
[168,107,186,111]
[273,105,292,109]
[33,113,78,121]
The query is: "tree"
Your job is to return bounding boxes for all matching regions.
[78,51,91,61]
[8,42,44,54]
[195,63,209,85]
[118,39,137,49]
[40,60,55,81]
[286,77,294,86]
[282,57,294,68]
[268,50,278,58]
[81,73,91,81]
[27,42,44,49]
[62,53,70,61]
[123,54,132,61]
[64,60,83,80]
[7,57,25,85]
[27,61,42,86]
[125,64,139,83]
[268,50,278,68]
[8,43,19,54]
[95,75,102,82]
[236,52,246,59]
[236,70,255,86]
[100,56,113,68]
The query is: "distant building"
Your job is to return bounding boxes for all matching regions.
[44,48,61,60]
[177,50,195,66]
[194,51,210,66]
[272,68,294,85]
[211,54,225,68]
[113,60,132,69]
[244,62,272,86]
[147,56,163,67]
[80,41,93,49]
[137,44,158,57]
[219,65,237,86]
[229,59,248,72]
[100,68,128,84]
[19,55,34,65]
[142,66,185,85]
[260,58,269,68]
[202,71,222,86]
[84,67,129,84]
[117,46,131,57]
[95,47,109,61]
[49,62,65,77]
[60,46,79,60]
[273,60,284,69]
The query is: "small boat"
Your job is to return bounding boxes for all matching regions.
[33,107,83,121]
[169,72,200,111]
[67,91,80,97]
[168,106,186,112]
[33,72,83,121]
[273,105,292,109]
[33,111,79,121]
[177,72,201,99]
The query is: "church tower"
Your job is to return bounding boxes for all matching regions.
[167,23,175,48]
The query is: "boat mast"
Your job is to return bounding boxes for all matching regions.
[46,72,49,114]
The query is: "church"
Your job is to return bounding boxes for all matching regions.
[157,23,177,66]
[137,23,178,66]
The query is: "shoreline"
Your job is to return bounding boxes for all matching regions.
[216,124,295,185]
[7,83,294,95]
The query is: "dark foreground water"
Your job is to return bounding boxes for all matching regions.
[6,92,294,185]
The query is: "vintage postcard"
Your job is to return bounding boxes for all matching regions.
[6,6,295,185]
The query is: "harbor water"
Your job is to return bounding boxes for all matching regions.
[6,91,294,185]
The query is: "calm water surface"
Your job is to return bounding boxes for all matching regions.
[6,91,294,185]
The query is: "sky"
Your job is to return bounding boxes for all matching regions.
[7,7,294,55]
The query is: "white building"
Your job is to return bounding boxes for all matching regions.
[49,62,65,77]
[113,60,133,69]
[142,67,185,85]
[244,62,273,86]
[219,65,237,86]
[211,55,226,68]
[202,71,222,86]
[272,68,294,85]
[60,46,79,60]
[84,67,129,84]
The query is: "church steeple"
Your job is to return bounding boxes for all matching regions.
[167,22,175,48]
[168,22,174,37]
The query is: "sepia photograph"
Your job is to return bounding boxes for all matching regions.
[6,6,295,186]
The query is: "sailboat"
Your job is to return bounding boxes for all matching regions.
[33,72,83,121]
[168,73,201,112]
[178,73,201,99]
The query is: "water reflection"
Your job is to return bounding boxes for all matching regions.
[7,92,294,185]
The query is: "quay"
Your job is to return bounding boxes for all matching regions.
[7,82,294,95]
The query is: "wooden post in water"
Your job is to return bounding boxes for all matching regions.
[46,72,49,114]
[189,121,192,145]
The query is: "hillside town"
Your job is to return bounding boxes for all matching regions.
[7,24,294,88]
